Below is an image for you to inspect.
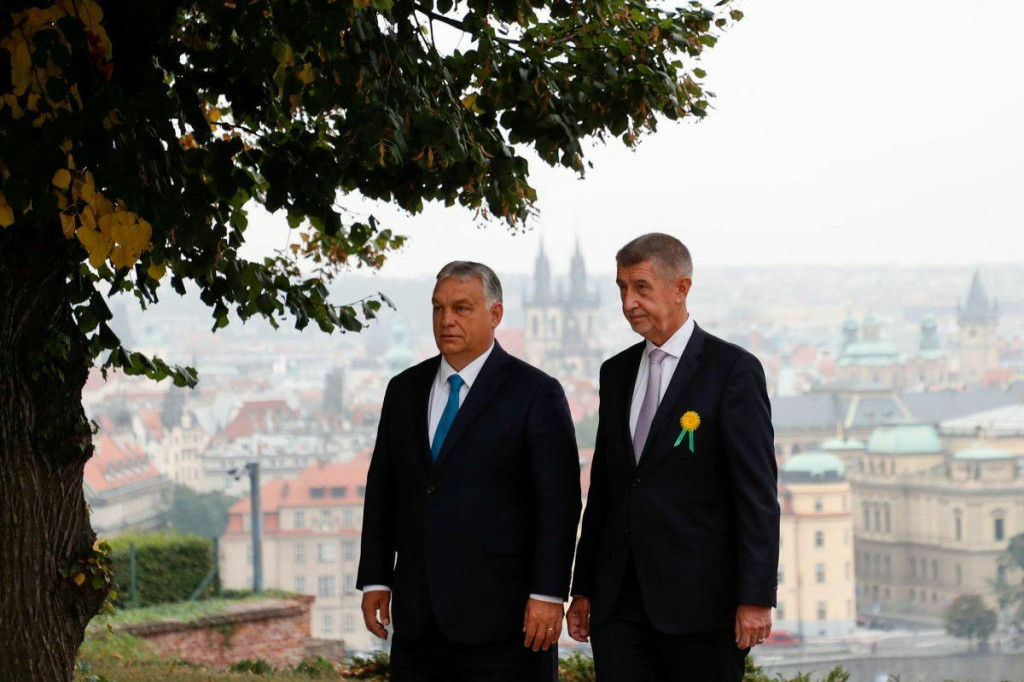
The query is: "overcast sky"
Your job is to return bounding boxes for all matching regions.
[240,0,1024,278]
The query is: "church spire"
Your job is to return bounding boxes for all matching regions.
[958,269,998,325]
[532,239,552,304]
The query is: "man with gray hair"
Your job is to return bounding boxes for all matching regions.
[358,261,582,681]
[567,234,780,681]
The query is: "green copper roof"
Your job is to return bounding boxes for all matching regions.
[820,437,865,451]
[952,445,1014,461]
[866,424,943,455]
[781,452,846,477]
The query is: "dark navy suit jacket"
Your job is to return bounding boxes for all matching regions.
[571,323,780,634]
[357,342,582,643]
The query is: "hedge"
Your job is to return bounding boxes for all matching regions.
[107,532,217,607]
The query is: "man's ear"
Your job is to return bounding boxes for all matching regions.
[676,277,692,302]
[491,302,504,328]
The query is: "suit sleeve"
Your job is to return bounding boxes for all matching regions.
[569,366,609,598]
[525,376,583,601]
[721,352,780,607]
[356,380,397,590]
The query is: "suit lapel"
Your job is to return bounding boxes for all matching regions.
[417,356,441,470]
[620,342,645,471]
[638,324,706,466]
[433,342,513,469]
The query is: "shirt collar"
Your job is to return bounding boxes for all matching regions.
[438,342,496,389]
[644,314,695,360]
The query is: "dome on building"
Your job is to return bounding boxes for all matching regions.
[952,445,1014,462]
[384,319,415,373]
[866,423,943,455]
[820,437,865,452]
[780,452,846,482]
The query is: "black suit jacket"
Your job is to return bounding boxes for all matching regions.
[357,342,582,643]
[571,323,779,634]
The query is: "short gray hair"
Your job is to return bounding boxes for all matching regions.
[616,233,693,279]
[435,261,504,307]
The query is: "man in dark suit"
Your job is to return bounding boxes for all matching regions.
[357,261,582,682]
[566,234,779,681]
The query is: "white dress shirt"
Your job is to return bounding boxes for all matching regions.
[363,342,562,603]
[629,314,696,438]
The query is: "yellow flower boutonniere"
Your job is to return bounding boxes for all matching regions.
[674,411,701,452]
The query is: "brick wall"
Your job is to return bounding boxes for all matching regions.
[124,596,319,668]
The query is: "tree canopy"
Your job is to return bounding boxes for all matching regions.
[1,0,737,386]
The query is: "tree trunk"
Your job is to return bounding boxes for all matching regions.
[0,224,106,681]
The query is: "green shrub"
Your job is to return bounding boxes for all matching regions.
[293,656,337,678]
[107,532,217,607]
[229,659,275,675]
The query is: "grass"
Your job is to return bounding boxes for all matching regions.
[101,595,281,627]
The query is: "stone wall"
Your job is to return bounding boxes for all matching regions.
[124,596,318,668]
[761,650,1024,682]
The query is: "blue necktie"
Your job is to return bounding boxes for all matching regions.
[431,374,464,462]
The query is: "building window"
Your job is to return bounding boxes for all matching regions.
[814,497,824,512]
[872,555,880,575]
[317,576,336,597]
[294,509,305,529]
[294,575,307,593]
[322,613,334,635]
[342,507,355,527]
[320,509,331,527]
[816,563,826,584]
[331,486,347,499]
[873,505,881,531]
[817,601,827,621]
[318,542,336,563]
[920,559,926,578]
[294,542,306,564]
[954,512,963,541]
[932,560,938,581]
[995,517,1005,542]
[357,485,366,497]
[863,504,871,530]
[815,531,825,548]
[310,487,325,499]
[884,505,891,533]
[344,574,356,594]
[864,552,871,574]
[884,556,891,577]
[910,556,916,578]
[342,541,356,561]
[343,613,356,633]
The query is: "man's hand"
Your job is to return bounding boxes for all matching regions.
[361,590,392,640]
[735,604,772,649]
[523,598,563,651]
[566,596,591,643]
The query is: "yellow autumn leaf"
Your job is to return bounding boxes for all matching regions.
[0,195,14,227]
[110,244,135,270]
[147,260,167,281]
[208,107,222,122]
[461,93,483,114]
[9,38,32,97]
[60,213,77,238]
[74,573,86,586]
[52,168,72,190]
[297,63,314,85]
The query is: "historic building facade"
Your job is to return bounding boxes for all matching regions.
[776,453,858,639]
[849,423,1024,624]
[958,270,1001,385]
[523,240,602,375]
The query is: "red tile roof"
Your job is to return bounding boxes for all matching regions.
[229,455,372,516]
[84,433,163,494]
[218,400,295,442]
[137,409,165,439]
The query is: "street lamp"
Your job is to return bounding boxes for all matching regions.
[228,462,262,594]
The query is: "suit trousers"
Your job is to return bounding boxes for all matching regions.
[590,559,748,682]
[390,609,557,682]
